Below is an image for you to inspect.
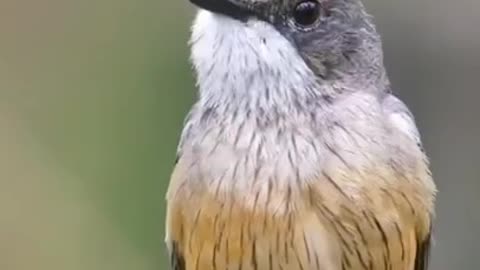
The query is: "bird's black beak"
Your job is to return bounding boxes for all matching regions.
[190,0,254,21]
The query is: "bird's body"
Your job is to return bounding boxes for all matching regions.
[166,1,436,269]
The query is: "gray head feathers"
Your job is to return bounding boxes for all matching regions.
[190,0,389,94]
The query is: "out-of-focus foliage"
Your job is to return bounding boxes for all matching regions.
[0,0,478,269]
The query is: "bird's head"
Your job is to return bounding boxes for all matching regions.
[189,0,389,113]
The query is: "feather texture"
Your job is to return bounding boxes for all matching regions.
[166,150,434,270]
[166,5,436,270]
[414,231,432,270]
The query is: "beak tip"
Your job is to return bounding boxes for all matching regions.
[188,0,253,21]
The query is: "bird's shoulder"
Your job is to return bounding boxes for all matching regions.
[381,94,423,147]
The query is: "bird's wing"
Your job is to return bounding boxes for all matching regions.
[169,242,186,270]
[311,93,435,269]
[165,159,189,270]
[382,94,423,149]
[415,230,432,270]
[305,169,434,270]
[382,94,435,270]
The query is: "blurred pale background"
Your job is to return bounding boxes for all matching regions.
[0,0,478,269]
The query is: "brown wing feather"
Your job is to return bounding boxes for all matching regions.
[169,242,186,270]
[414,231,431,270]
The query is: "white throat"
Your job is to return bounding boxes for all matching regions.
[190,10,320,113]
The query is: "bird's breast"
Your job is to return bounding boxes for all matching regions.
[167,96,433,269]
[167,185,340,270]
[166,170,423,270]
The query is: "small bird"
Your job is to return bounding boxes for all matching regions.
[165,0,437,269]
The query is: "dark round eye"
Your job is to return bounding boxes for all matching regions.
[293,0,321,27]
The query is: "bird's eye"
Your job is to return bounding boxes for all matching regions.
[293,0,321,27]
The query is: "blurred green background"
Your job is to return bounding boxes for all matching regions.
[0,0,478,269]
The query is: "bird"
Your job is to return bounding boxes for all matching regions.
[165,0,437,269]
